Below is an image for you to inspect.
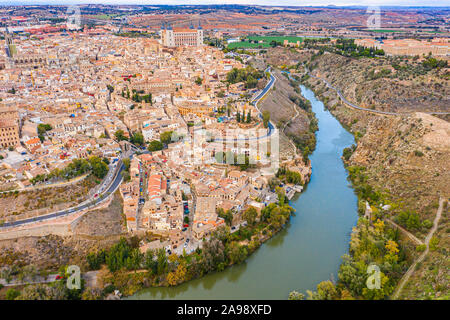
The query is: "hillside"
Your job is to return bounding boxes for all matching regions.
[302,51,449,117]
[301,53,449,299]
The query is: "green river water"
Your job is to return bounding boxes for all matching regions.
[128,85,358,299]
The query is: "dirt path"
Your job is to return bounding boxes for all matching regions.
[391,197,445,300]
[385,218,423,245]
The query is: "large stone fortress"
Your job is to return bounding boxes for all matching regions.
[160,22,203,47]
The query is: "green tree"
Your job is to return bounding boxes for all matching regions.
[114,129,128,142]
[243,207,258,226]
[262,111,270,128]
[217,208,233,226]
[156,248,168,275]
[246,110,251,123]
[88,156,109,179]
[148,140,163,152]
[130,132,144,146]
[5,288,20,300]
[160,131,174,145]
[195,77,203,85]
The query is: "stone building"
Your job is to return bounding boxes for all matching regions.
[160,23,204,48]
[0,105,20,149]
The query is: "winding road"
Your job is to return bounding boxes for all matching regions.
[0,159,126,229]
[306,69,450,116]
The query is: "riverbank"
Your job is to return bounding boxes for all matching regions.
[297,65,449,300]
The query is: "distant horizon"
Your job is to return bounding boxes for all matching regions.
[1,1,450,8]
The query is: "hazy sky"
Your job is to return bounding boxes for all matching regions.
[3,0,450,7]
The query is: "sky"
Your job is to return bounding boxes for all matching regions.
[2,0,450,7]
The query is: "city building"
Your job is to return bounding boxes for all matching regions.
[160,23,204,47]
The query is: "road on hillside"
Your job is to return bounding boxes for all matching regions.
[306,70,450,116]
[0,161,125,229]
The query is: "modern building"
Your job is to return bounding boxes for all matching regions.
[160,22,203,47]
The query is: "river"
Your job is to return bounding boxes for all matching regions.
[128,85,358,300]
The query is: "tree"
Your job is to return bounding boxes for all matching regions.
[246,110,251,123]
[195,77,203,85]
[105,238,132,272]
[217,208,233,226]
[114,129,128,142]
[160,131,174,145]
[236,111,241,123]
[288,291,305,300]
[148,140,163,152]
[130,132,144,146]
[5,288,20,300]
[156,248,168,275]
[262,111,270,128]
[122,158,130,171]
[88,156,109,179]
[37,124,52,135]
[243,207,258,225]
[167,264,187,286]
[228,242,248,264]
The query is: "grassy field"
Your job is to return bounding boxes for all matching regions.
[91,14,120,20]
[228,36,304,49]
[227,41,271,49]
[248,36,304,43]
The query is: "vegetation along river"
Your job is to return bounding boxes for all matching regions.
[129,85,358,299]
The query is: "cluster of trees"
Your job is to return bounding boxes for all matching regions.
[422,57,448,71]
[147,131,183,152]
[87,238,143,273]
[226,66,263,89]
[114,130,144,147]
[396,210,424,231]
[342,144,357,161]
[131,92,152,104]
[217,207,233,226]
[276,167,303,185]
[236,110,251,123]
[367,68,392,80]
[37,123,52,142]
[303,39,384,59]
[30,156,109,184]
